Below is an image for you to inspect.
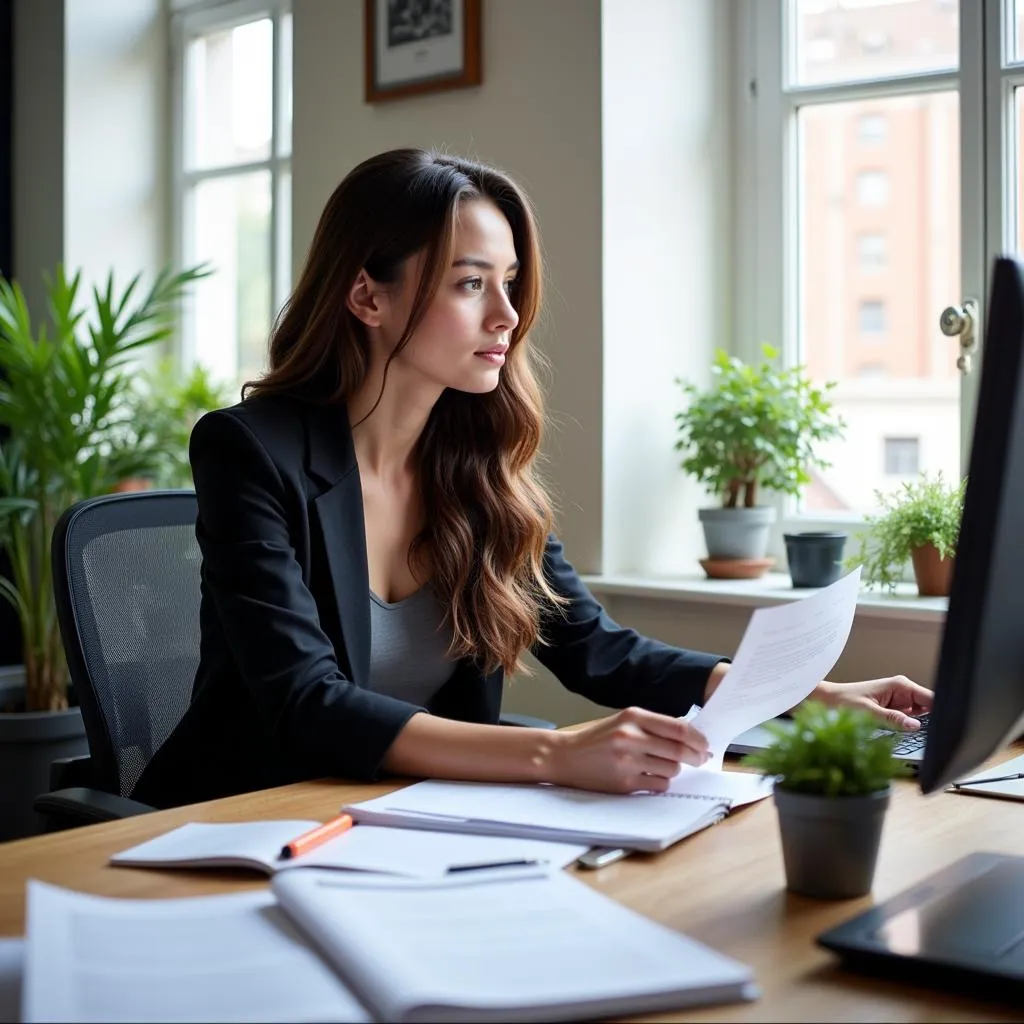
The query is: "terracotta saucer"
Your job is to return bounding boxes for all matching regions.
[699,557,776,580]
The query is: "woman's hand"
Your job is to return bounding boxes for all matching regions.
[548,707,709,794]
[810,675,933,731]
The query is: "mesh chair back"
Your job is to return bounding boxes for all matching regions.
[52,491,201,797]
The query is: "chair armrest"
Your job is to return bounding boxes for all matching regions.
[49,753,93,790]
[34,787,156,829]
[499,712,556,730]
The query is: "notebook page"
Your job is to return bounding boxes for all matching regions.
[112,821,588,878]
[23,881,369,1023]
[668,766,774,805]
[349,780,721,844]
[111,820,319,871]
[272,868,756,1023]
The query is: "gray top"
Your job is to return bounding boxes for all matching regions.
[368,584,458,706]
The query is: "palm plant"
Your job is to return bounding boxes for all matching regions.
[0,264,208,711]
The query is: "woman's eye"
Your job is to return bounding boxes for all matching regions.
[503,279,516,296]
[459,277,484,292]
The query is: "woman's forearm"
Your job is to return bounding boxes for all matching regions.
[382,711,562,783]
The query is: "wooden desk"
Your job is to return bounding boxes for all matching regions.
[1,763,1023,1023]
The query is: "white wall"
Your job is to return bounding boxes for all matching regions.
[601,0,732,577]
[64,0,167,298]
[12,0,167,320]
[12,0,64,316]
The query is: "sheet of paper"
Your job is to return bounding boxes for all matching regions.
[272,867,756,1022]
[689,567,862,769]
[23,881,370,1023]
[0,938,22,1024]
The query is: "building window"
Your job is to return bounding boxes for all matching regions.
[858,234,887,272]
[856,170,889,206]
[884,437,921,476]
[859,300,887,335]
[173,0,292,387]
[858,113,887,144]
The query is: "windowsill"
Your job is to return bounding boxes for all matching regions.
[580,572,947,624]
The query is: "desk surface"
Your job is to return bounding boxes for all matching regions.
[2,760,1023,1023]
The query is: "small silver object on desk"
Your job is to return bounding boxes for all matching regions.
[577,846,631,869]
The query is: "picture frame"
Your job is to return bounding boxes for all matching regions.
[364,0,482,104]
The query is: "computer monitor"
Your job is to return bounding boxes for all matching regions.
[919,256,1024,793]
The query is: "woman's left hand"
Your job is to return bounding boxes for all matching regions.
[809,676,933,731]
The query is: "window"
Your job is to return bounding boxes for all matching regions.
[742,0,968,523]
[858,300,887,335]
[173,0,292,387]
[856,170,889,206]
[858,113,887,143]
[858,234,887,271]
[884,437,921,475]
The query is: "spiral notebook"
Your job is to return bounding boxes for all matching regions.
[344,769,773,853]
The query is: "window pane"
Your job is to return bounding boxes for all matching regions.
[793,0,959,87]
[798,93,961,513]
[185,18,273,170]
[884,436,921,475]
[187,172,271,384]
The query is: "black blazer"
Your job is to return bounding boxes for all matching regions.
[132,394,726,809]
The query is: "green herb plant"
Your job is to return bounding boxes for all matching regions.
[849,471,966,594]
[0,263,208,711]
[674,345,844,508]
[741,701,910,797]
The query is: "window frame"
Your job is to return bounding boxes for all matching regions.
[170,0,292,373]
[733,0,993,554]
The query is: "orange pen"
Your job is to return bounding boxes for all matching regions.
[278,813,354,860]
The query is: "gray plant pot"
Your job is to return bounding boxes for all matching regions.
[773,785,891,899]
[0,673,89,842]
[698,506,776,560]
[784,531,848,588]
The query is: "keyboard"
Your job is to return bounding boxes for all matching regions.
[890,713,930,757]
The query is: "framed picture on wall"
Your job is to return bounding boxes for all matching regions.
[364,0,482,103]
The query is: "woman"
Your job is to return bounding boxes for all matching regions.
[133,148,931,809]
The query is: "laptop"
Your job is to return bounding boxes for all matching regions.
[726,713,930,767]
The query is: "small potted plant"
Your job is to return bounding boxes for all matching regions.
[849,471,965,596]
[742,702,909,899]
[674,345,844,579]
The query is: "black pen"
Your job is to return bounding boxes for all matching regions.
[446,858,542,874]
[952,772,1024,789]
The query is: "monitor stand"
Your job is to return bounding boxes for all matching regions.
[817,852,1024,999]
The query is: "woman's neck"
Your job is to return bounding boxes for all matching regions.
[347,371,440,479]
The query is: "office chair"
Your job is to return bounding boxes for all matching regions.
[35,490,553,831]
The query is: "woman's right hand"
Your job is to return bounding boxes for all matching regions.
[547,706,709,794]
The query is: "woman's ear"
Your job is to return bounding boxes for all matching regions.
[346,269,385,327]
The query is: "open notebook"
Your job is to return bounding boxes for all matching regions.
[344,768,773,852]
[109,821,588,878]
[23,868,757,1022]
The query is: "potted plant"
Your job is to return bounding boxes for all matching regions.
[674,345,844,579]
[742,701,909,899]
[849,471,965,597]
[0,263,207,840]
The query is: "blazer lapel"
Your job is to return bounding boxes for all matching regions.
[304,402,371,689]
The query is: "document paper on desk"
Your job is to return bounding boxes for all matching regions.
[21,881,370,1023]
[271,865,757,1022]
[689,567,862,769]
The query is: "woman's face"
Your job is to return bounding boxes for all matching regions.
[380,199,521,395]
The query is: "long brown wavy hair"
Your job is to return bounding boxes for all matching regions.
[244,148,564,675]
